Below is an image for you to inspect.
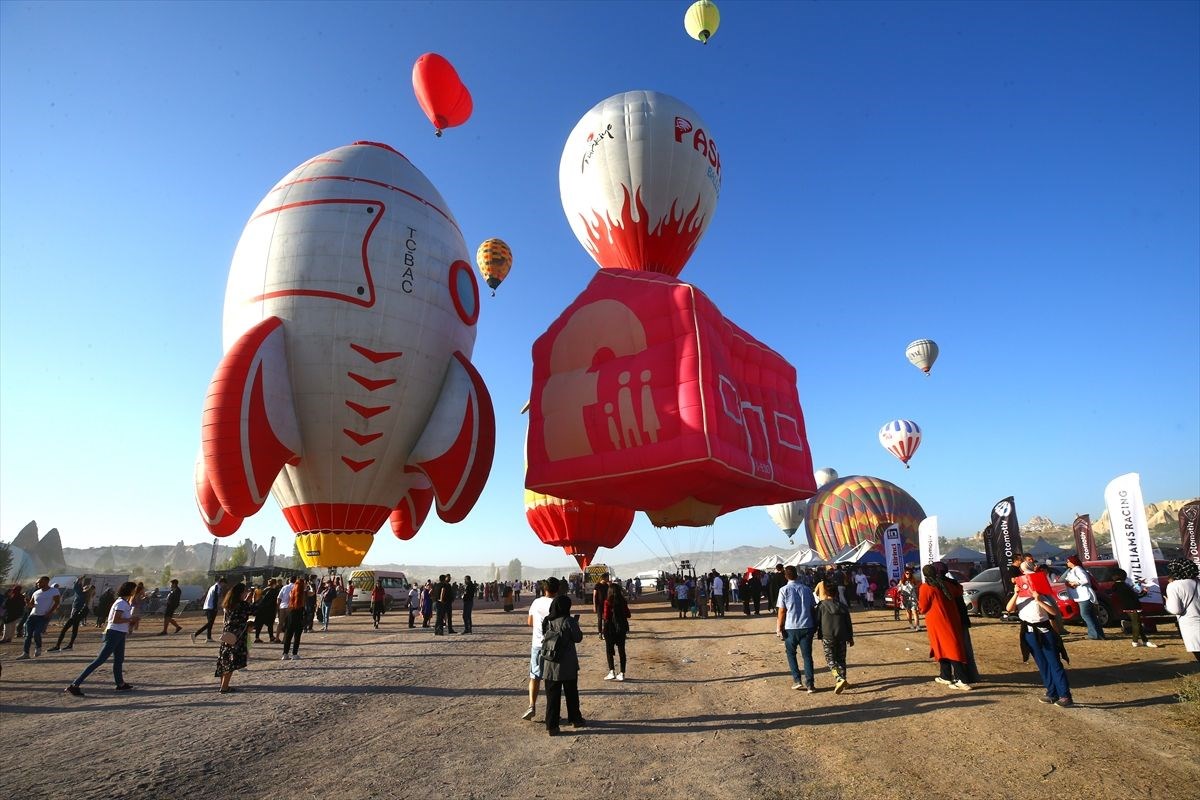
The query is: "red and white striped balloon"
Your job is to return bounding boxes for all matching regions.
[879,420,922,468]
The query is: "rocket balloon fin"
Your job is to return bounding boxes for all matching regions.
[409,351,496,523]
[194,450,243,536]
[201,316,302,518]
[390,475,435,540]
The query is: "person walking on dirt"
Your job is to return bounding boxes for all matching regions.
[215,582,252,694]
[1,585,26,643]
[1107,568,1157,647]
[254,579,280,643]
[192,577,226,644]
[919,565,972,690]
[1006,561,1073,706]
[1063,556,1104,640]
[711,570,726,617]
[541,593,585,735]
[602,582,632,681]
[369,580,386,629]
[407,583,419,628]
[280,576,306,660]
[897,569,920,629]
[767,564,786,613]
[523,578,558,722]
[321,580,338,631]
[592,573,610,639]
[158,579,184,636]
[50,576,91,651]
[777,565,818,692]
[815,578,854,694]
[18,576,60,658]
[65,581,137,697]
[460,575,476,634]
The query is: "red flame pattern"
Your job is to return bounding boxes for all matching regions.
[580,184,706,277]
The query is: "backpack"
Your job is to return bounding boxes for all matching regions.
[541,618,564,663]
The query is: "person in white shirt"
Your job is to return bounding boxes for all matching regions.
[192,577,227,644]
[65,581,138,696]
[853,571,871,609]
[521,578,558,722]
[1063,555,1105,640]
[19,576,60,658]
[711,572,726,617]
[1164,558,1200,661]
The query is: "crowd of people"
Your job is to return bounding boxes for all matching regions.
[2,551,1197,707]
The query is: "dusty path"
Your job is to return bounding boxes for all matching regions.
[1,594,1197,800]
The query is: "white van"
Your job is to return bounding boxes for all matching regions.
[348,569,411,611]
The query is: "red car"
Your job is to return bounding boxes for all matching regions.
[1079,560,1171,630]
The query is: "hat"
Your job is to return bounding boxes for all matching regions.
[1167,558,1199,581]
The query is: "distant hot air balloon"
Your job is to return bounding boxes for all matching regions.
[814,467,839,488]
[767,499,808,542]
[524,489,635,570]
[905,339,939,375]
[559,90,721,277]
[879,420,922,468]
[805,475,926,561]
[475,238,512,296]
[412,53,473,137]
[684,0,721,44]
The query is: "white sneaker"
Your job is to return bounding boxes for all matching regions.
[280,653,291,661]
[934,676,953,686]
[951,681,972,691]
[1132,641,1142,647]
[792,682,803,690]
[604,670,616,680]
[291,653,301,660]
[1144,641,1158,648]
[615,673,624,682]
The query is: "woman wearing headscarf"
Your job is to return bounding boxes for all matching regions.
[936,562,980,684]
[1006,560,1072,705]
[1164,558,1200,662]
[1,585,26,642]
[540,594,584,735]
[918,564,971,690]
[216,582,253,693]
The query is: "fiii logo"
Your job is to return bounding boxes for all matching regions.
[673,116,721,176]
[993,501,1012,518]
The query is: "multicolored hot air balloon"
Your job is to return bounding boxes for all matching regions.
[767,499,808,542]
[879,419,922,468]
[475,238,512,296]
[684,1,721,44]
[559,90,721,277]
[805,475,926,561]
[905,339,939,375]
[412,53,473,137]
[524,489,635,570]
[194,142,496,569]
[814,467,839,488]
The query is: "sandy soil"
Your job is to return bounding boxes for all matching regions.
[1,594,1197,800]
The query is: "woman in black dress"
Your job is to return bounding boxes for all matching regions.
[216,582,252,694]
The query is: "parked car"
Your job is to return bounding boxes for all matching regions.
[1081,560,1172,630]
[962,566,1079,621]
[883,571,971,611]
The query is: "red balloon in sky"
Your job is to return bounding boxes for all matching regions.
[525,489,635,570]
[412,53,473,137]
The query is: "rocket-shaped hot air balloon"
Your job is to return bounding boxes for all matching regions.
[195,141,496,568]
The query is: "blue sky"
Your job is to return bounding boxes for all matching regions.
[2,1,1197,570]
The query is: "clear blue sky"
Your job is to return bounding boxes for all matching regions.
[2,1,1197,570]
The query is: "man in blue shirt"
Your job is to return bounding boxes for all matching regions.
[776,565,817,692]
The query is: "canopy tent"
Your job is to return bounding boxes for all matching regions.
[784,548,829,567]
[1027,537,1071,561]
[942,544,988,563]
[752,554,786,571]
[830,539,876,564]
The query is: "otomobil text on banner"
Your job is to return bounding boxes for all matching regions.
[918,516,941,566]
[1103,473,1163,605]
[988,497,1024,569]
[1072,514,1099,562]
[1180,500,1200,570]
[883,524,904,583]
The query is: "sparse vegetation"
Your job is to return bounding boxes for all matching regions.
[1175,673,1200,732]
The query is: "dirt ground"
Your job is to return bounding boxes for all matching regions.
[1,593,1198,800]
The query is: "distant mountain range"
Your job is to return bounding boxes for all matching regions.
[5,497,1195,583]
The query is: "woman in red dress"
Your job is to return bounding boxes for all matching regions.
[918,564,972,690]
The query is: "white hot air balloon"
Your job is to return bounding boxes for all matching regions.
[879,420,922,468]
[767,499,808,542]
[814,467,839,488]
[559,90,721,278]
[905,339,939,375]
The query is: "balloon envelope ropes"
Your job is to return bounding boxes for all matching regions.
[412,53,473,137]
[194,142,496,569]
[879,419,922,468]
[805,475,927,562]
[524,489,635,570]
[559,90,721,277]
[905,339,939,375]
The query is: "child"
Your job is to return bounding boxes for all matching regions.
[889,579,901,621]
[815,579,854,694]
[898,569,920,630]
[867,579,878,609]
[1108,568,1157,647]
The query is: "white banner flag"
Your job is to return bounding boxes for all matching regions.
[1104,472,1163,605]
[918,516,941,567]
[882,524,904,583]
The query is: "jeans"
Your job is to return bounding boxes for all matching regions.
[321,602,333,630]
[783,627,815,686]
[23,614,50,654]
[73,629,126,686]
[1023,627,1071,700]
[1077,599,1105,639]
[544,678,580,730]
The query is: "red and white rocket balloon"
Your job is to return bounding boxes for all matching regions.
[195,141,495,568]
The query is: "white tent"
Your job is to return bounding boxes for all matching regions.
[784,548,829,567]
[831,539,875,564]
[752,554,785,571]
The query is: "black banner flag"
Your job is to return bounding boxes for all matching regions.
[1181,500,1200,570]
[1072,514,1099,562]
[988,497,1024,592]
